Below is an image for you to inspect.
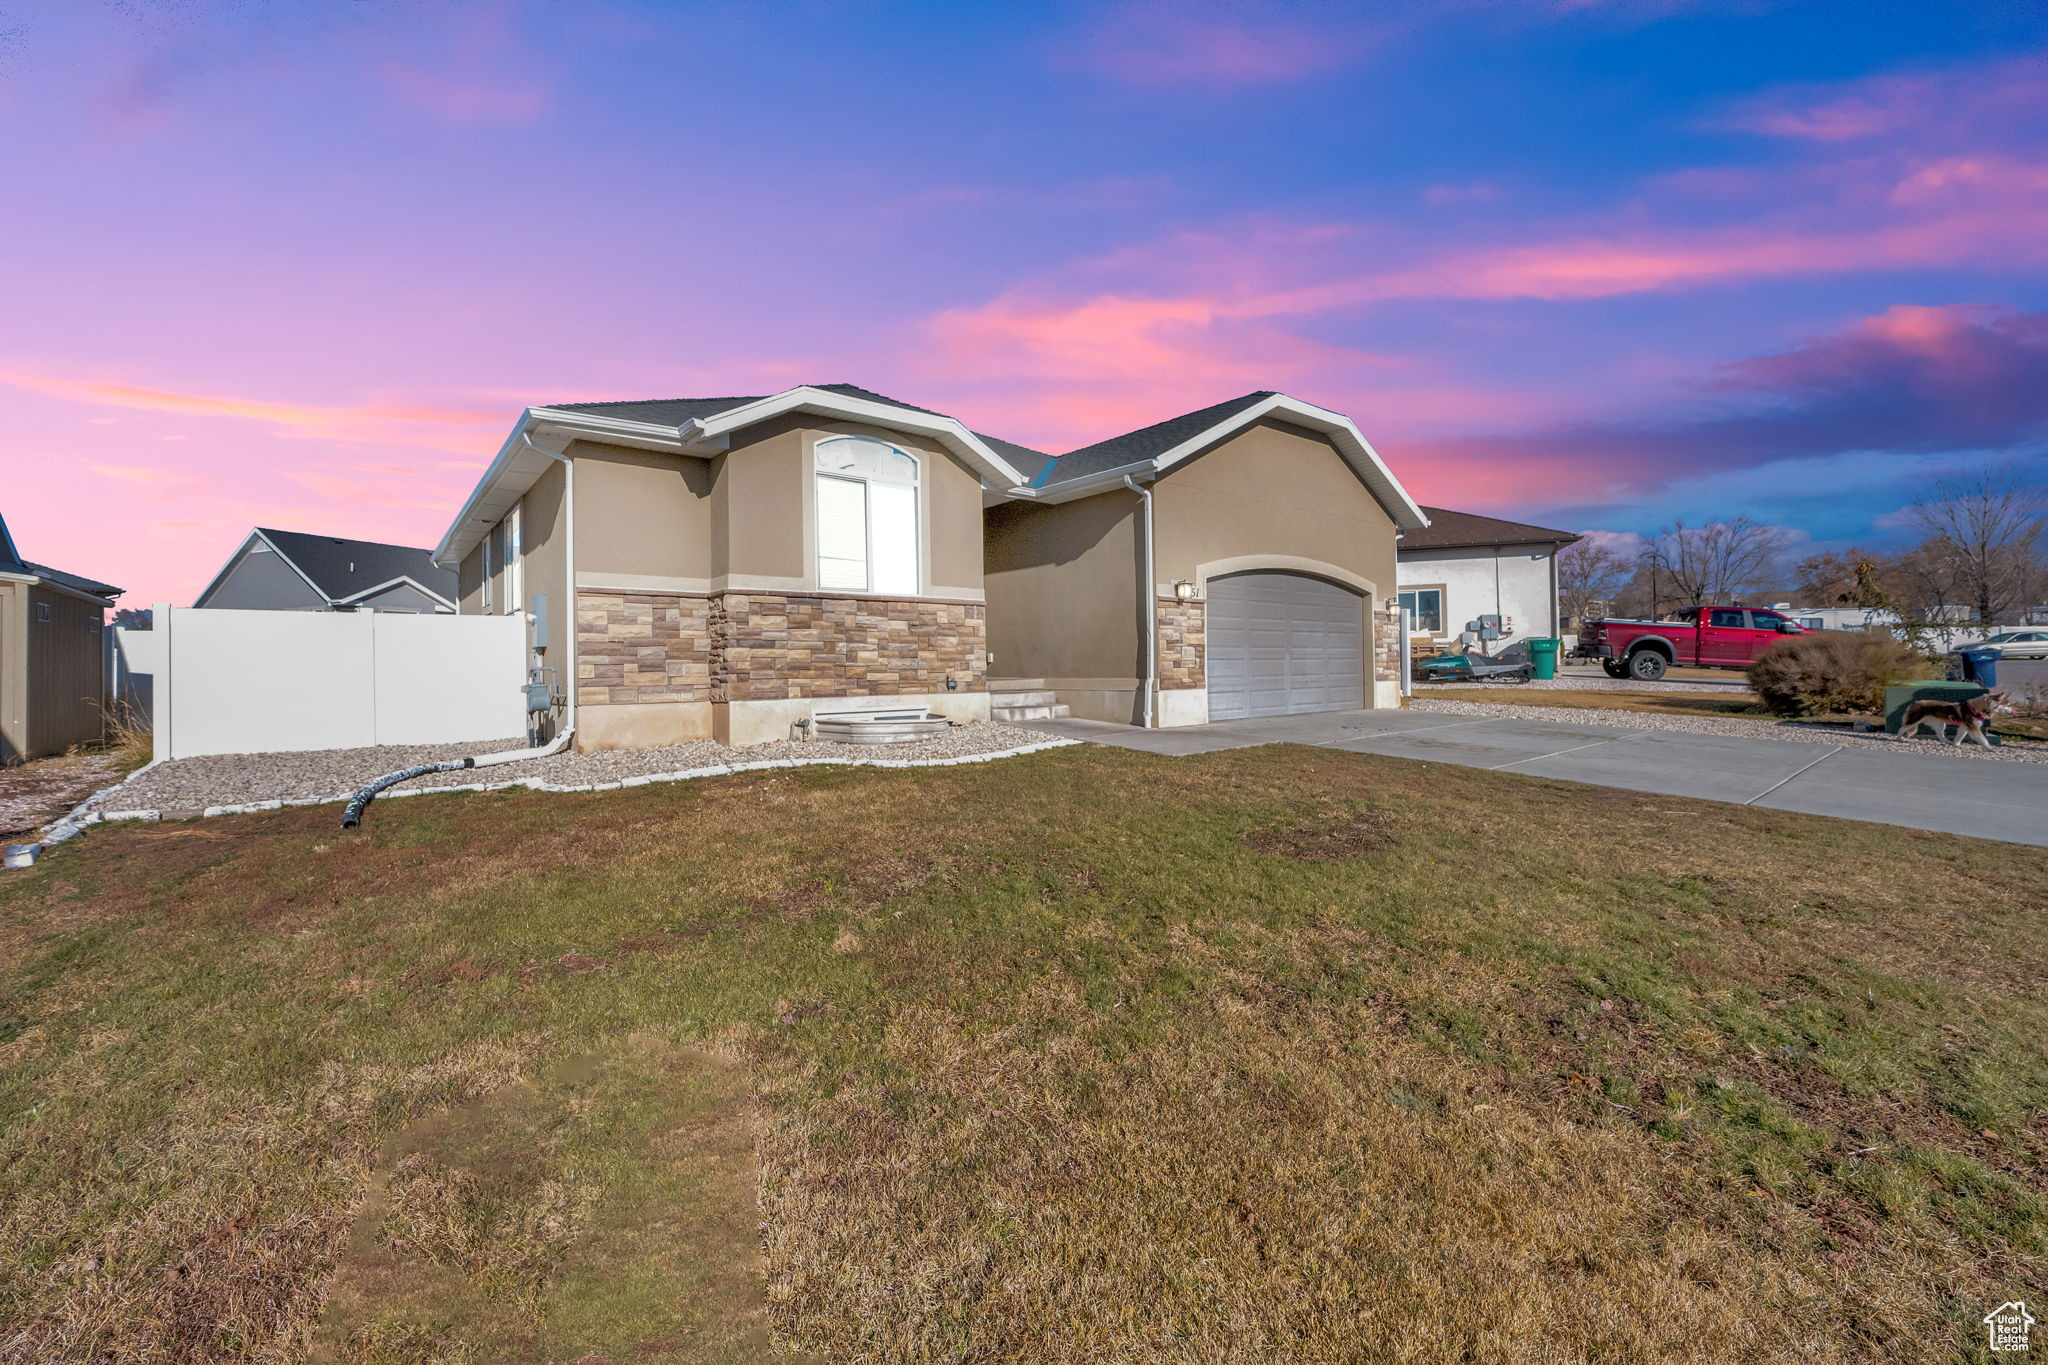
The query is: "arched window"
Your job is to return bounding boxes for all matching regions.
[815,436,919,595]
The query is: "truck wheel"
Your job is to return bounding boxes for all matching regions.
[1627,650,1668,682]
[1601,660,1628,679]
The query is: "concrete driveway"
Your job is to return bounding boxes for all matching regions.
[1024,709,2048,849]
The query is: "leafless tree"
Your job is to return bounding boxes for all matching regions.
[1556,538,1631,624]
[1907,465,2046,624]
[1642,517,1791,606]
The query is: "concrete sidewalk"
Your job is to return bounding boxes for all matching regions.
[1023,710,2048,848]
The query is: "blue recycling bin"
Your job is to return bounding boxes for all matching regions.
[1958,646,2000,687]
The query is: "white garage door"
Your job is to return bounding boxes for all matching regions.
[1207,571,1366,720]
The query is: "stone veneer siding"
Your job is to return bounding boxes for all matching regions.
[576,591,714,705]
[1373,601,1402,683]
[576,589,985,708]
[712,593,985,702]
[1157,597,1205,690]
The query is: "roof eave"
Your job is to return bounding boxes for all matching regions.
[433,407,686,566]
[1027,394,1429,528]
[678,386,1029,488]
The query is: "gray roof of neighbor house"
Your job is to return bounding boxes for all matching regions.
[0,511,122,599]
[1400,507,1579,552]
[256,529,457,604]
[548,383,1057,479]
[1031,391,1278,489]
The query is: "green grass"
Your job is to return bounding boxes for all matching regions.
[2,745,2044,1362]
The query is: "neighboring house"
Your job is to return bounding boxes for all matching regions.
[194,529,456,613]
[0,511,123,761]
[434,384,1428,748]
[1395,507,1578,648]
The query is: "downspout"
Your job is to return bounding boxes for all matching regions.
[524,435,577,739]
[1549,544,1562,637]
[1122,474,1156,728]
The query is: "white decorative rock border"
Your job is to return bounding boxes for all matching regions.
[7,737,1081,865]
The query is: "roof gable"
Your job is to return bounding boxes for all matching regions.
[1019,391,1428,531]
[256,529,456,606]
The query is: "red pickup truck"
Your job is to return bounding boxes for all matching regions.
[1578,606,1807,681]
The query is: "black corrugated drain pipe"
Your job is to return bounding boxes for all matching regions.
[341,730,573,830]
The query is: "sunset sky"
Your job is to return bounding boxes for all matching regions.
[5,0,2046,606]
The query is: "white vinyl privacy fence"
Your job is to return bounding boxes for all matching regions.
[134,606,528,760]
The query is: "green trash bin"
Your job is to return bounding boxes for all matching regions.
[1529,637,1560,681]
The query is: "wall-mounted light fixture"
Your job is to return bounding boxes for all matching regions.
[1173,579,1196,602]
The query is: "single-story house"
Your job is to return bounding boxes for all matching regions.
[194,529,456,613]
[1395,507,1578,650]
[0,512,124,761]
[433,384,1428,749]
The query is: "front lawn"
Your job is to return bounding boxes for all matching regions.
[2,746,2044,1361]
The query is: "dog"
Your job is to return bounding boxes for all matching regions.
[1895,689,2010,747]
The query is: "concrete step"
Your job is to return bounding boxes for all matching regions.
[992,702,1070,723]
[988,689,1058,707]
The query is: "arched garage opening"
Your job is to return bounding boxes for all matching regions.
[1205,570,1366,720]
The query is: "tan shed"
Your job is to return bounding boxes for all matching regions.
[0,514,124,762]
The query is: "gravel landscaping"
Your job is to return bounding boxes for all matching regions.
[1429,668,1752,695]
[96,722,1072,819]
[1410,697,2048,763]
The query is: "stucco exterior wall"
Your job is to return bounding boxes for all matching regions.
[573,440,715,587]
[1153,419,1397,599]
[1396,545,1562,643]
[457,545,484,614]
[982,490,1143,721]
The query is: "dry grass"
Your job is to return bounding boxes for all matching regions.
[1415,687,1765,718]
[1,746,2044,1361]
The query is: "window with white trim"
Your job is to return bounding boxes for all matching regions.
[481,524,496,613]
[1398,587,1444,634]
[502,504,522,614]
[815,436,919,595]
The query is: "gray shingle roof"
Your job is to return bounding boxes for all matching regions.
[260,529,456,604]
[546,384,1052,479]
[1033,392,1277,488]
[22,562,122,599]
[1402,506,1579,552]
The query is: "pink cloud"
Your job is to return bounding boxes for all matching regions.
[1722,52,2047,144]
[918,283,1559,453]
[0,372,503,452]
[1073,8,1366,88]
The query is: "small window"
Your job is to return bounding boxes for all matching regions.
[814,436,918,595]
[35,602,52,623]
[502,505,523,614]
[1747,610,1787,631]
[1708,608,1745,628]
[1398,588,1444,634]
